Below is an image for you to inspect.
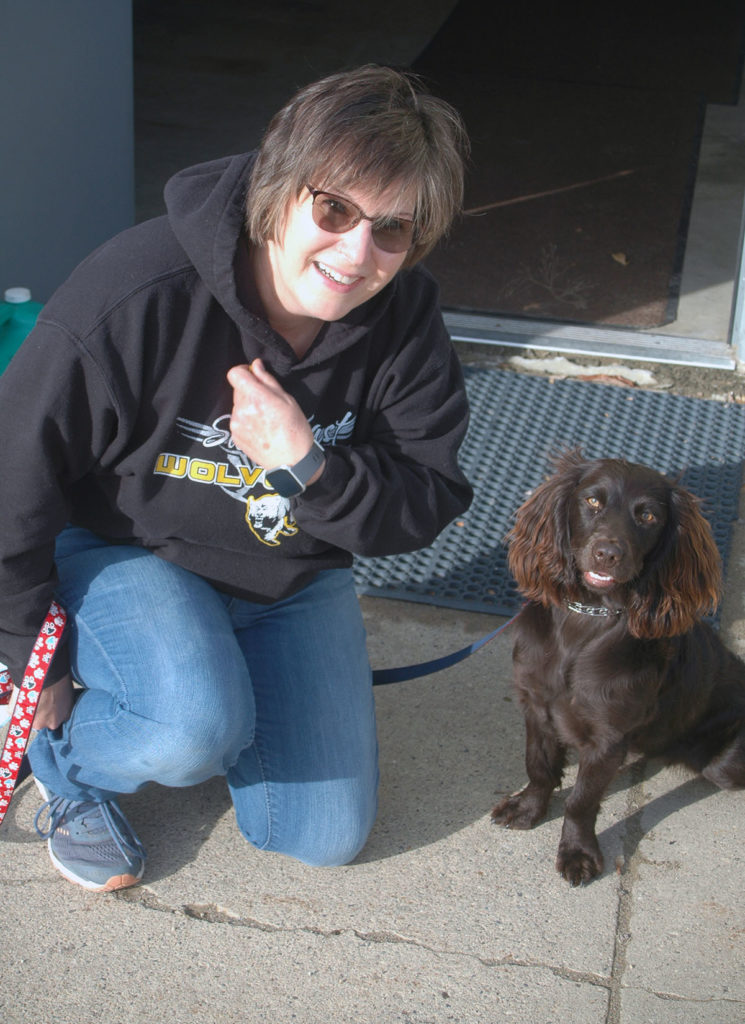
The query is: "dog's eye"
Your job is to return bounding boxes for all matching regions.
[639,509,657,524]
[585,496,602,510]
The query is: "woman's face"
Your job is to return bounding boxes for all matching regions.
[260,182,416,332]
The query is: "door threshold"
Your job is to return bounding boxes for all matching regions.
[443,310,737,370]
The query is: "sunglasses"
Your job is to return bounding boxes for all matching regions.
[307,187,417,254]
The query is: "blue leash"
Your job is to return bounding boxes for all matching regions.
[371,609,521,685]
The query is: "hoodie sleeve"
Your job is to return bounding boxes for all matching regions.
[0,318,119,688]
[292,276,473,557]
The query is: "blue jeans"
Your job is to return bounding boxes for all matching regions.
[29,527,379,866]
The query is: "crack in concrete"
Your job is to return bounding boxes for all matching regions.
[115,886,612,988]
[116,886,295,932]
[354,930,611,988]
[641,989,745,1006]
[606,758,648,1024]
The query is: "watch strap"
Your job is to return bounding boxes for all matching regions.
[288,439,325,483]
[266,439,325,496]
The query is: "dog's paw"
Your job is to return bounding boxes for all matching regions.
[491,789,547,830]
[556,843,604,886]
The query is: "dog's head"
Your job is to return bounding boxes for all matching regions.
[507,448,721,638]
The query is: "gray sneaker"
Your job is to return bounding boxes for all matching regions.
[34,784,146,892]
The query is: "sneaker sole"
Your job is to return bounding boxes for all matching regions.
[47,845,144,892]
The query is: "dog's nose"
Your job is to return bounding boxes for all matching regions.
[591,539,624,568]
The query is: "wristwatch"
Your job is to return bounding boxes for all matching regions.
[265,439,326,498]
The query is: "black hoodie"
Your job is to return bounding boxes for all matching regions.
[0,153,472,687]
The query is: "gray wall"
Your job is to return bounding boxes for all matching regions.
[0,0,134,303]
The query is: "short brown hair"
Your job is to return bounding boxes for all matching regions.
[246,64,469,267]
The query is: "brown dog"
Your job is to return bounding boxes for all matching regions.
[492,450,745,884]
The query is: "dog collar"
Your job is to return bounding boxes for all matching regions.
[566,600,622,618]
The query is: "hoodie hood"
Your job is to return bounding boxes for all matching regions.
[164,152,260,331]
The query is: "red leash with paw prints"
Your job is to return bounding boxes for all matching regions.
[0,601,66,826]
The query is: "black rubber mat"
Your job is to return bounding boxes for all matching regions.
[353,368,745,617]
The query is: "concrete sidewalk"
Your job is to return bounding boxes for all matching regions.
[2,511,745,1023]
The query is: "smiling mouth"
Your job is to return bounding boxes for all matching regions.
[583,570,616,589]
[314,261,359,286]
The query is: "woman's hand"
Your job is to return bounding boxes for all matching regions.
[34,671,75,731]
[227,359,316,470]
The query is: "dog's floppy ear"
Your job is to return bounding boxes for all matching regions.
[628,484,722,638]
[507,449,586,606]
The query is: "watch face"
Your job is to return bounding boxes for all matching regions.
[265,467,303,498]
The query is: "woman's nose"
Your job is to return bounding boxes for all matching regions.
[336,219,375,263]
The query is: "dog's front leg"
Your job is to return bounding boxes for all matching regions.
[492,707,566,829]
[557,745,626,885]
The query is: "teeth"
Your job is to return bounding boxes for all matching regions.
[588,572,614,582]
[316,261,356,285]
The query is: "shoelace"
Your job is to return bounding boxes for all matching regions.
[34,795,146,862]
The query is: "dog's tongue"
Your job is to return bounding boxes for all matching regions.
[584,571,615,589]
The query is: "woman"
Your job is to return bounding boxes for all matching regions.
[0,65,472,891]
